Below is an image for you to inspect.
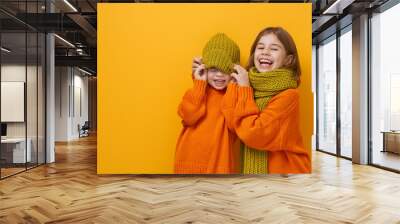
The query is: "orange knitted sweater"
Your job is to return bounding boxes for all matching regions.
[221,83,311,174]
[174,80,238,174]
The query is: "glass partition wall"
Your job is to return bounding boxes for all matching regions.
[315,0,400,172]
[316,26,353,159]
[0,1,46,179]
[370,3,400,172]
[339,27,352,159]
[317,35,337,155]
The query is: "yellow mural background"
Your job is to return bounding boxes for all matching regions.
[98,3,312,174]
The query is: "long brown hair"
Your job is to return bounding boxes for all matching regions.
[247,27,301,84]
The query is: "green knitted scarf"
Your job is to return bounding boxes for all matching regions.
[241,67,298,174]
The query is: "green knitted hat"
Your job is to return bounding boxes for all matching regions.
[202,33,240,74]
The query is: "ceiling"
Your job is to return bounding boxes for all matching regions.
[0,0,393,75]
[1,0,97,74]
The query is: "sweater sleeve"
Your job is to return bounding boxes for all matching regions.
[177,79,208,126]
[221,83,238,132]
[234,87,299,151]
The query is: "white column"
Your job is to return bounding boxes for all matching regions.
[46,33,55,163]
[352,14,369,164]
[45,1,55,163]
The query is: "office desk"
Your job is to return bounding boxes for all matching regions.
[1,138,32,163]
[381,131,400,154]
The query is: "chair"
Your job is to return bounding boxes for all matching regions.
[79,121,90,138]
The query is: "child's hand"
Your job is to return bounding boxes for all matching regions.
[193,64,207,81]
[231,64,249,87]
[192,57,203,75]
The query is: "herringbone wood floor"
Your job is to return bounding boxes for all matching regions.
[1,134,400,224]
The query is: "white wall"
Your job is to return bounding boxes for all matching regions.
[1,63,46,164]
[1,64,26,81]
[55,67,89,141]
[1,82,25,122]
[1,65,38,138]
[76,70,89,139]
[55,66,70,141]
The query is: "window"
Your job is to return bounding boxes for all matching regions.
[317,36,337,154]
[371,2,400,171]
[0,1,46,179]
[339,28,352,158]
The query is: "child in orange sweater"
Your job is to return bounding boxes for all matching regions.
[174,33,240,174]
[223,27,311,174]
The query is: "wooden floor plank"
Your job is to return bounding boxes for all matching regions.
[0,134,400,223]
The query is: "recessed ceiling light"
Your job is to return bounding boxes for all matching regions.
[78,67,93,76]
[54,34,75,48]
[323,0,354,15]
[63,0,78,12]
[1,47,11,53]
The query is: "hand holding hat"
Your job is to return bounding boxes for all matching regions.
[193,63,207,81]
[231,64,249,87]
